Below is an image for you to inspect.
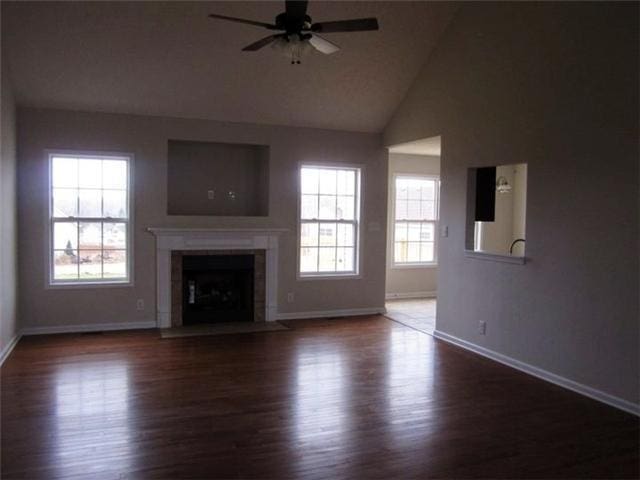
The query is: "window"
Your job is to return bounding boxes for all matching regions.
[299,165,360,276]
[393,175,439,265]
[49,153,131,285]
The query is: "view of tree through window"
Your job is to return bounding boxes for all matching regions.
[50,154,130,283]
[393,176,439,264]
[299,166,360,275]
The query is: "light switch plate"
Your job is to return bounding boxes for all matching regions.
[207,190,215,200]
[441,225,449,237]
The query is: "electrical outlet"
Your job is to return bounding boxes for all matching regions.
[287,292,295,303]
[478,320,487,335]
[207,190,215,200]
[136,299,145,311]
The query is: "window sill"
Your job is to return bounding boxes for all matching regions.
[298,273,362,281]
[391,263,437,270]
[464,250,526,264]
[47,280,133,289]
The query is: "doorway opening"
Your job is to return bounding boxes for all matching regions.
[384,135,441,335]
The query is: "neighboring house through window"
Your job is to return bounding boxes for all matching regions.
[299,165,361,277]
[49,152,131,285]
[393,175,439,265]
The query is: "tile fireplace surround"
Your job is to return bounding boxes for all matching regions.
[148,228,287,328]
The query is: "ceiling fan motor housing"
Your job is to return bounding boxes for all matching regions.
[275,12,312,34]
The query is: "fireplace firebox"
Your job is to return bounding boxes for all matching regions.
[182,255,254,324]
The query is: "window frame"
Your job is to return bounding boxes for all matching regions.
[297,162,362,280]
[46,150,134,288]
[391,173,440,269]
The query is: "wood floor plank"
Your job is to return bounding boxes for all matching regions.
[1,315,638,479]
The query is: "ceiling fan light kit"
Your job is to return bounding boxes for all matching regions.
[271,35,315,64]
[208,0,379,64]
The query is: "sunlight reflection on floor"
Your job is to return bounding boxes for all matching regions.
[54,359,132,478]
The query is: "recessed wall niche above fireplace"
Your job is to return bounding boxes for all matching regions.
[172,250,266,326]
[167,139,269,217]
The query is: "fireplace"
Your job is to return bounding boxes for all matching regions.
[149,228,284,328]
[171,249,266,326]
[182,254,254,324]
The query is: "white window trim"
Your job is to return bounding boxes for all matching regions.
[296,162,363,280]
[45,150,135,289]
[391,173,440,269]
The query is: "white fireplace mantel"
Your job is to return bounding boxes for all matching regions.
[148,227,288,328]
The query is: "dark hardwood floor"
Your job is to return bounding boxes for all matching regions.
[1,315,638,479]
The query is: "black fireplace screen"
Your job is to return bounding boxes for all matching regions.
[182,255,254,324]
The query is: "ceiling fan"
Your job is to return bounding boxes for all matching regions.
[208,0,379,63]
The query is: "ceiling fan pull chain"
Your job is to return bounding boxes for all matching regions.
[291,47,301,65]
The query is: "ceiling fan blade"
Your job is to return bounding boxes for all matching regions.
[242,34,280,51]
[208,13,276,30]
[309,34,340,55]
[285,0,308,20]
[311,18,379,33]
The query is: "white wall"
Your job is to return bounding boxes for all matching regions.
[511,164,527,256]
[1,59,19,357]
[17,108,388,329]
[384,2,639,406]
[476,165,515,255]
[386,153,439,297]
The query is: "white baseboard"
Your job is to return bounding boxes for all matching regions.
[21,320,157,336]
[386,291,437,300]
[0,333,22,367]
[433,330,639,417]
[276,307,386,321]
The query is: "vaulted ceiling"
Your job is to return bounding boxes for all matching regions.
[2,1,457,133]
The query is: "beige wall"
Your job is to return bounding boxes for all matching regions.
[384,2,639,405]
[17,108,388,329]
[386,153,439,297]
[1,61,19,354]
